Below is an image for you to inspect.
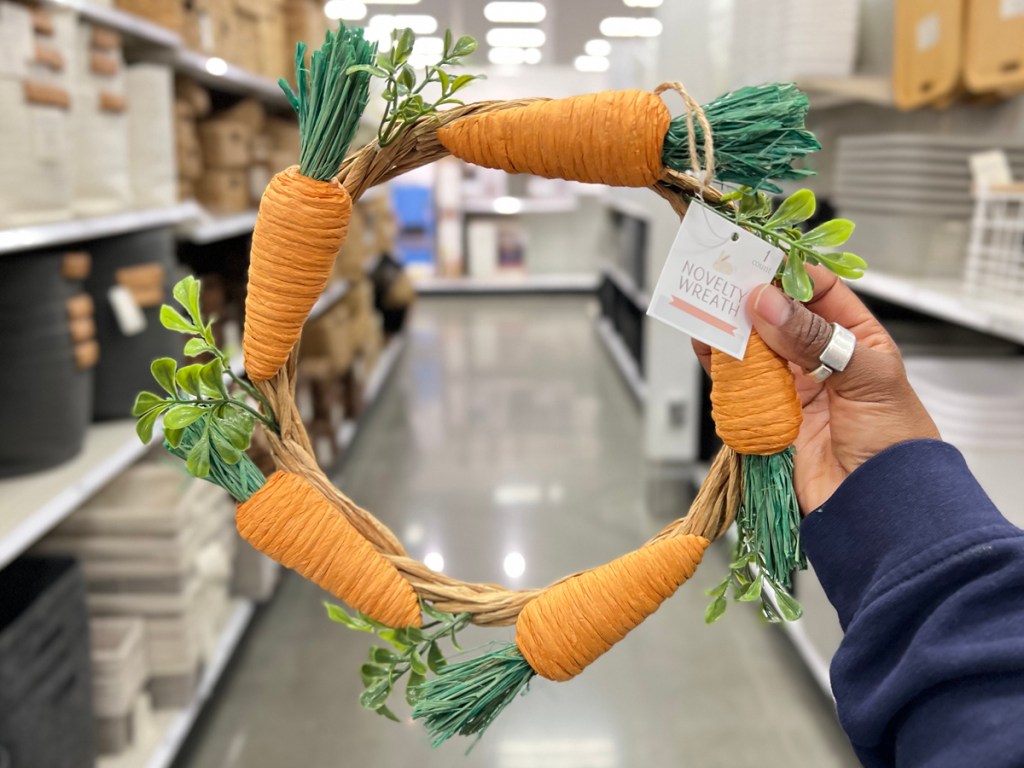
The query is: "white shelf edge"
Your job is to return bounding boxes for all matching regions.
[173,49,289,107]
[337,335,406,451]
[309,280,351,322]
[0,420,163,571]
[416,274,599,294]
[595,317,647,404]
[177,209,257,245]
[44,0,180,47]
[798,75,894,110]
[0,203,201,256]
[850,271,1024,346]
[602,262,651,310]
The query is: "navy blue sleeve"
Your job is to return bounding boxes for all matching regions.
[801,439,1024,768]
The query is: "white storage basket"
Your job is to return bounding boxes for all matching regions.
[965,186,1024,299]
[90,617,147,718]
[126,63,177,208]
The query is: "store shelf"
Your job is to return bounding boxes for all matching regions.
[173,50,289,107]
[44,0,180,47]
[0,202,201,256]
[798,75,894,110]
[338,335,406,451]
[603,262,650,310]
[595,317,647,404]
[416,274,599,294]
[177,209,258,245]
[98,599,255,768]
[0,420,160,571]
[851,271,1024,345]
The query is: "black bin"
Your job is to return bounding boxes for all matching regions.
[0,252,93,478]
[86,228,182,420]
[0,557,95,768]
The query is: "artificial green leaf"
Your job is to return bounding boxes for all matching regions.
[765,189,815,229]
[394,28,414,63]
[376,705,400,722]
[175,364,203,396]
[218,417,251,451]
[132,391,166,417]
[704,578,730,598]
[135,409,160,444]
[199,359,225,397]
[370,647,401,665]
[799,219,854,248]
[738,189,771,218]
[737,573,764,602]
[781,254,814,302]
[421,602,450,622]
[163,405,206,429]
[164,427,184,448]
[183,337,213,358]
[378,628,410,652]
[375,52,395,73]
[346,64,388,78]
[728,555,753,571]
[406,671,426,705]
[452,74,476,91]
[403,626,425,644]
[325,603,374,631]
[359,678,391,710]
[360,664,388,687]
[211,427,242,465]
[816,251,867,279]
[442,29,452,57]
[426,641,447,674]
[437,68,450,92]
[172,277,192,312]
[160,305,197,334]
[409,649,427,676]
[448,625,463,652]
[705,595,728,624]
[186,430,211,478]
[452,35,476,57]
[151,358,178,396]
[398,65,415,92]
[774,589,803,621]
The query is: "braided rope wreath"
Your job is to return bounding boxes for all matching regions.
[139,25,865,748]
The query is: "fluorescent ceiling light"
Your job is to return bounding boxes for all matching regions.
[488,46,526,65]
[599,16,663,37]
[324,0,366,19]
[493,196,523,214]
[484,1,546,23]
[522,46,542,64]
[414,36,444,55]
[624,0,663,6]
[584,38,611,56]
[204,56,228,76]
[423,552,444,572]
[574,54,609,72]
[368,13,437,34]
[486,27,545,47]
[503,552,526,579]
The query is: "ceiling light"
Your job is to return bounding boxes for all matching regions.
[204,57,228,76]
[522,47,542,64]
[493,196,523,214]
[414,36,444,55]
[423,552,445,572]
[486,27,545,48]
[363,0,419,4]
[599,16,663,37]
[488,46,527,65]
[484,1,546,23]
[324,0,366,20]
[503,552,526,579]
[574,54,609,72]
[624,0,663,6]
[368,13,438,34]
[584,38,611,57]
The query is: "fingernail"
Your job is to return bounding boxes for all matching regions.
[753,285,793,327]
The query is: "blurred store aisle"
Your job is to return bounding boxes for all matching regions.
[178,297,858,768]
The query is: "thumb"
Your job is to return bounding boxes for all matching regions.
[748,284,901,400]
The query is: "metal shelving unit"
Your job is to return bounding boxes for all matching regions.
[177,209,258,245]
[595,317,647,404]
[44,0,180,47]
[172,49,289,108]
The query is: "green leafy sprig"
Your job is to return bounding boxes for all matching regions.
[719,187,867,302]
[348,28,483,146]
[326,601,473,722]
[133,276,277,478]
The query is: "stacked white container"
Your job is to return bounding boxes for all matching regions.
[835,135,1024,276]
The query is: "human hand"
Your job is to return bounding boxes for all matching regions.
[693,264,940,514]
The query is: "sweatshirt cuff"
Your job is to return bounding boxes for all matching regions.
[801,439,1011,630]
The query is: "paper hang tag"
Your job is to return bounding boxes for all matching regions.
[108,285,147,337]
[647,203,784,360]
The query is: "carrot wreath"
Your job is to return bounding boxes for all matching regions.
[134,24,867,753]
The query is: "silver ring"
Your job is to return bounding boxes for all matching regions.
[805,322,856,382]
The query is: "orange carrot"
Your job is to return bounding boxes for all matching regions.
[438,90,671,188]
[236,471,421,628]
[515,534,708,681]
[710,331,801,455]
[243,166,351,383]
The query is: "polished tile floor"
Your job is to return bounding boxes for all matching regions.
[179,297,859,768]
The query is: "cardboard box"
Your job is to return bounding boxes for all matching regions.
[196,169,249,213]
[198,119,250,169]
[265,116,299,155]
[257,9,291,81]
[115,0,184,33]
[233,6,260,74]
[175,119,202,180]
[221,98,265,134]
[252,133,271,164]
[248,164,271,206]
[175,77,210,118]
[300,304,355,373]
